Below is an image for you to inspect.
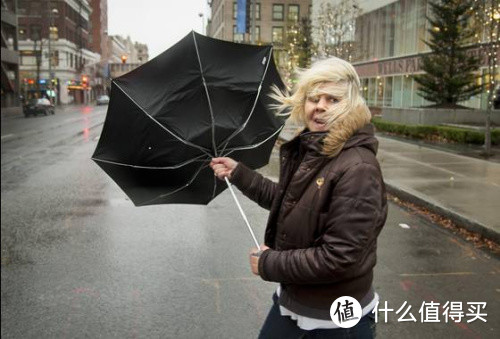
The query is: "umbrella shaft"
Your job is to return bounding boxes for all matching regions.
[224,177,261,250]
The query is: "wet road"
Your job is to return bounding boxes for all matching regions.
[1,105,498,338]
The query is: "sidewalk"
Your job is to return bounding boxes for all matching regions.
[278,121,500,243]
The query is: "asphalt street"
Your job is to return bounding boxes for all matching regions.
[1,105,498,338]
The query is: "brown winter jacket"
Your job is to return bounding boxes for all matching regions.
[230,123,387,320]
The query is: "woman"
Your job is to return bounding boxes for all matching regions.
[210,57,387,338]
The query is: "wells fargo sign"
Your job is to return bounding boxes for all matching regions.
[354,44,491,78]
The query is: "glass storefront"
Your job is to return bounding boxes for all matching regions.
[354,0,495,110]
[355,0,428,61]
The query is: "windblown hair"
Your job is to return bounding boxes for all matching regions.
[270,57,371,157]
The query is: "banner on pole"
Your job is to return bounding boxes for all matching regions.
[236,0,247,34]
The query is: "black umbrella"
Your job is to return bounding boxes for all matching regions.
[92,32,285,246]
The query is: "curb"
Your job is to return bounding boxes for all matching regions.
[277,134,499,245]
[385,182,500,245]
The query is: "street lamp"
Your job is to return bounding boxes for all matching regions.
[198,12,204,35]
[48,6,58,104]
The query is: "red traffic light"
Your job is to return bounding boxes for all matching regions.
[82,75,88,88]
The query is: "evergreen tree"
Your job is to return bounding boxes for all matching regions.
[415,0,482,106]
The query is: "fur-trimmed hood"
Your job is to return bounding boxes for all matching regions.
[294,123,378,158]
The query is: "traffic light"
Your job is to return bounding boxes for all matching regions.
[245,0,251,33]
[82,75,88,88]
[121,55,127,64]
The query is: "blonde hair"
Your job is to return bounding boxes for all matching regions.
[271,57,371,157]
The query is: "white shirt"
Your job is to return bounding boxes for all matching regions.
[276,286,379,330]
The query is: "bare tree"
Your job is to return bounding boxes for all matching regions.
[281,17,314,87]
[315,0,362,61]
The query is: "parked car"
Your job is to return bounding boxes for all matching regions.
[23,98,55,117]
[96,95,110,105]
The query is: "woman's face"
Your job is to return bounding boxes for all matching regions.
[304,82,341,132]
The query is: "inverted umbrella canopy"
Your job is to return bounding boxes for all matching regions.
[92,31,286,206]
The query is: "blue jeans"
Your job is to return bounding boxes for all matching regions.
[258,293,376,339]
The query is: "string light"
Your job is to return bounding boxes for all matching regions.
[471,0,499,107]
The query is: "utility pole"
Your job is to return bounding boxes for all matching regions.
[78,0,84,103]
[251,0,256,44]
[47,1,58,104]
[35,39,42,94]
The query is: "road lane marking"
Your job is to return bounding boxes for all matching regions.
[201,279,221,314]
[1,134,14,139]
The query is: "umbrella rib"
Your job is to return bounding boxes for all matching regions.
[192,31,218,157]
[113,80,213,157]
[91,154,209,170]
[211,172,218,199]
[138,162,208,206]
[222,125,284,156]
[217,47,274,155]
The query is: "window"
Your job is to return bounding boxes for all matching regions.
[250,3,261,20]
[288,5,299,21]
[233,25,244,42]
[30,2,41,15]
[272,26,284,44]
[17,0,28,15]
[18,26,27,40]
[30,25,42,40]
[361,78,369,100]
[392,76,403,108]
[376,77,385,106]
[236,2,261,20]
[272,4,284,21]
[52,50,59,67]
[248,25,261,41]
[402,75,413,108]
[384,77,393,107]
[367,78,376,106]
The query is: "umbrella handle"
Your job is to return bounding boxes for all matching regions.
[224,177,261,251]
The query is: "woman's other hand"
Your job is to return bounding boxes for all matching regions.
[210,157,238,180]
[249,245,270,276]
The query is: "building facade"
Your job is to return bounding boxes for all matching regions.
[348,0,496,110]
[208,0,312,82]
[89,0,107,56]
[108,35,149,75]
[17,0,101,104]
[104,35,149,92]
[209,0,312,44]
[1,0,20,110]
[89,0,108,97]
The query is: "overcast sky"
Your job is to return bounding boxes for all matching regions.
[107,0,209,59]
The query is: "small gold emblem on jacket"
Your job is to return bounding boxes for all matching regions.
[316,177,325,188]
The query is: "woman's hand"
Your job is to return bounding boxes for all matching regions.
[210,157,238,180]
[249,245,270,276]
